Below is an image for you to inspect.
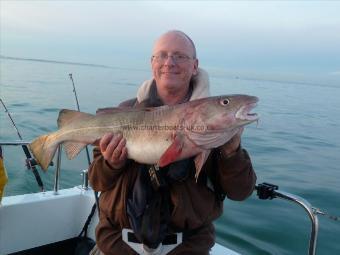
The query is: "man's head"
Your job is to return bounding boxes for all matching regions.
[151,30,198,103]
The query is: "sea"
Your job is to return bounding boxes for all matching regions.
[0,58,339,255]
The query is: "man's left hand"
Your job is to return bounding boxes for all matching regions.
[220,127,244,157]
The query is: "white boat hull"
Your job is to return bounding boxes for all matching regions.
[0,187,239,255]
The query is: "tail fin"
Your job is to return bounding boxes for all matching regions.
[29,134,58,171]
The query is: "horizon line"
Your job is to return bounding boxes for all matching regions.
[0,55,148,72]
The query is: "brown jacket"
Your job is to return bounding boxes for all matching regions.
[88,97,256,255]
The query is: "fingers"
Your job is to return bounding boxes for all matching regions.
[100,133,121,153]
[109,136,126,162]
[229,127,243,144]
[119,147,128,162]
[230,127,242,146]
[220,128,243,157]
[99,132,128,168]
[99,133,115,152]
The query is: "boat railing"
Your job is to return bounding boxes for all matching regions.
[0,141,31,145]
[256,183,318,255]
[0,141,320,255]
[0,141,89,193]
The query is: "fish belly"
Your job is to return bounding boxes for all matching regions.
[125,130,172,164]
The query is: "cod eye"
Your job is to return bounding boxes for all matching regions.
[220,98,230,106]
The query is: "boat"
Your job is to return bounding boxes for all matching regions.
[0,142,319,255]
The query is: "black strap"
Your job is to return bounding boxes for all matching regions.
[148,165,167,190]
[126,160,192,248]
[94,191,100,217]
[210,149,228,201]
[79,202,97,238]
[140,187,170,248]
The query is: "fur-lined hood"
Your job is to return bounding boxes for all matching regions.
[136,68,210,102]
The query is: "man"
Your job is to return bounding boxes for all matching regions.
[89,30,256,255]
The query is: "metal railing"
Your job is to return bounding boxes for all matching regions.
[0,141,30,146]
[256,183,319,255]
[0,141,89,193]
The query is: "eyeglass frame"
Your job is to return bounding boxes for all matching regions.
[151,52,195,64]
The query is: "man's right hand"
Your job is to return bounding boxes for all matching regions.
[99,132,128,169]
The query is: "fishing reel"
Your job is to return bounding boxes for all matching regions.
[25,158,53,170]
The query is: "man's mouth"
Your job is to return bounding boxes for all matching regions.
[162,72,179,75]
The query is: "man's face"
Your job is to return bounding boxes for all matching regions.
[151,32,198,94]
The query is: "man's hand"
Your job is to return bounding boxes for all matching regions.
[99,132,128,169]
[220,127,244,157]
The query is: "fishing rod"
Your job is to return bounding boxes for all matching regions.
[68,73,100,216]
[0,98,45,192]
[69,73,91,165]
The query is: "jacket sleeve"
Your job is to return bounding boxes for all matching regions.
[214,146,257,201]
[89,99,137,192]
[88,147,130,192]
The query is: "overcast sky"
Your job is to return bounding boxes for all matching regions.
[1,1,340,78]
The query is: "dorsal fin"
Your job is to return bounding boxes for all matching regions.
[95,106,169,115]
[57,109,94,128]
[96,107,147,115]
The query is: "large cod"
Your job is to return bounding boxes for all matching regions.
[29,95,259,178]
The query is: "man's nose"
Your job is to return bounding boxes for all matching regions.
[164,55,176,65]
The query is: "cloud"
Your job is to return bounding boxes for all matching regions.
[1,1,340,71]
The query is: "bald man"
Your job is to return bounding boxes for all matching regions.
[89,30,256,255]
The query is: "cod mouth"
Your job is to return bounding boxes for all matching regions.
[235,102,259,122]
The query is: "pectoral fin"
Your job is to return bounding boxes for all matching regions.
[63,142,88,160]
[194,150,211,180]
[187,130,238,150]
[183,117,225,149]
[158,134,184,167]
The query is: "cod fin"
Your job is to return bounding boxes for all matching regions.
[58,109,94,128]
[187,130,237,150]
[158,134,184,167]
[29,134,57,171]
[96,107,142,115]
[63,142,88,160]
[194,150,211,180]
[96,106,163,115]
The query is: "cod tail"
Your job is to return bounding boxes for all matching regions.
[29,133,58,171]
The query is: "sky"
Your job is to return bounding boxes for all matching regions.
[1,1,340,82]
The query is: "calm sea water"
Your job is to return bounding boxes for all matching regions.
[1,58,339,254]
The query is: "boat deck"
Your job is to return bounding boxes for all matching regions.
[0,187,239,255]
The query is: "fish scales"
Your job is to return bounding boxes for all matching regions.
[29,95,259,176]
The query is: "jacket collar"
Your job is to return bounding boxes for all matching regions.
[136,68,210,104]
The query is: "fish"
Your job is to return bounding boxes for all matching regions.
[29,94,259,178]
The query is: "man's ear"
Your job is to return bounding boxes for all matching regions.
[193,58,199,75]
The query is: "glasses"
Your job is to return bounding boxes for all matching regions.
[151,53,193,64]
